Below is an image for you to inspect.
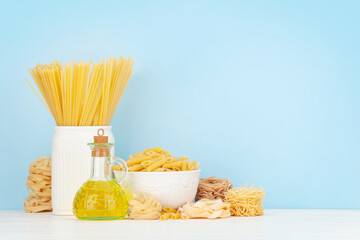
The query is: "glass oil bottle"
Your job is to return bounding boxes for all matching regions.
[73,129,129,220]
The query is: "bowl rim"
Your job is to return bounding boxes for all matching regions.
[125,169,201,175]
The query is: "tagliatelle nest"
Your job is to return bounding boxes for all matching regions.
[225,185,265,217]
[196,176,233,201]
[178,199,231,219]
[128,193,162,220]
[24,156,52,213]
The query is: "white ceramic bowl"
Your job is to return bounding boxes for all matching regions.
[117,170,201,209]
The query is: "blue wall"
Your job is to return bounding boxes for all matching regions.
[0,0,359,209]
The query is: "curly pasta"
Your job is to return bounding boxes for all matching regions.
[24,156,52,213]
[196,176,233,201]
[128,193,162,220]
[225,185,265,217]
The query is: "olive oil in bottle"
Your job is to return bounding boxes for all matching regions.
[73,129,129,220]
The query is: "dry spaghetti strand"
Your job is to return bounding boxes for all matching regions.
[26,57,134,126]
[225,184,265,217]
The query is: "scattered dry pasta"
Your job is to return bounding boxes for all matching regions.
[160,207,183,221]
[196,176,233,201]
[122,147,199,172]
[178,199,231,219]
[128,193,162,220]
[225,185,265,217]
[24,156,52,213]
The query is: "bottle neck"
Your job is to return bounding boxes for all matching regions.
[89,157,112,181]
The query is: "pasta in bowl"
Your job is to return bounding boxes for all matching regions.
[113,147,201,208]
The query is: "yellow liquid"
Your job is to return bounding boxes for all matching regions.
[73,180,128,220]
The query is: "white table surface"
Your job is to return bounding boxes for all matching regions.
[0,210,359,240]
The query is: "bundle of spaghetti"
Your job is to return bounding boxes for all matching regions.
[128,193,162,220]
[26,57,134,126]
[178,199,231,219]
[24,156,52,213]
[225,184,265,217]
[196,176,233,201]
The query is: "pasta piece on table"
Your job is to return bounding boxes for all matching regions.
[24,156,52,213]
[196,176,233,201]
[178,199,231,219]
[128,193,162,220]
[225,185,265,217]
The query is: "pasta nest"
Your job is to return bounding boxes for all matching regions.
[225,185,265,217]
[24,156,52,213]
[196,176,233,201]
[128,193,162,220]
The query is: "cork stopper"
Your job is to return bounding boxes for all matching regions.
[94,129,108,144]
[92,128,110,157]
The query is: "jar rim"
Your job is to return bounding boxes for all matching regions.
[87,143,114,146]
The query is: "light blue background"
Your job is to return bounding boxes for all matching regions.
[0,0,359,210]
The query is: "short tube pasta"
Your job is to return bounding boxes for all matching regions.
[147,158,167,172]
[171,213,181,220]
[181,161,187,171]
[180,213,190,220]
[144,147,163,153]
[118,147,200,172]
[127,156,151,165]
[141,160,153,166]
[128,164,144,171]
[163,207,176,213]
[187,161,200,170]
[164,158,174,163]
[178,156,189,161]
[160,212,172,221]
[153,168,166,172]
[162,161,183,169]
[160,207,184,221]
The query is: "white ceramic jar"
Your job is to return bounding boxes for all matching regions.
[52,126,115,215]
